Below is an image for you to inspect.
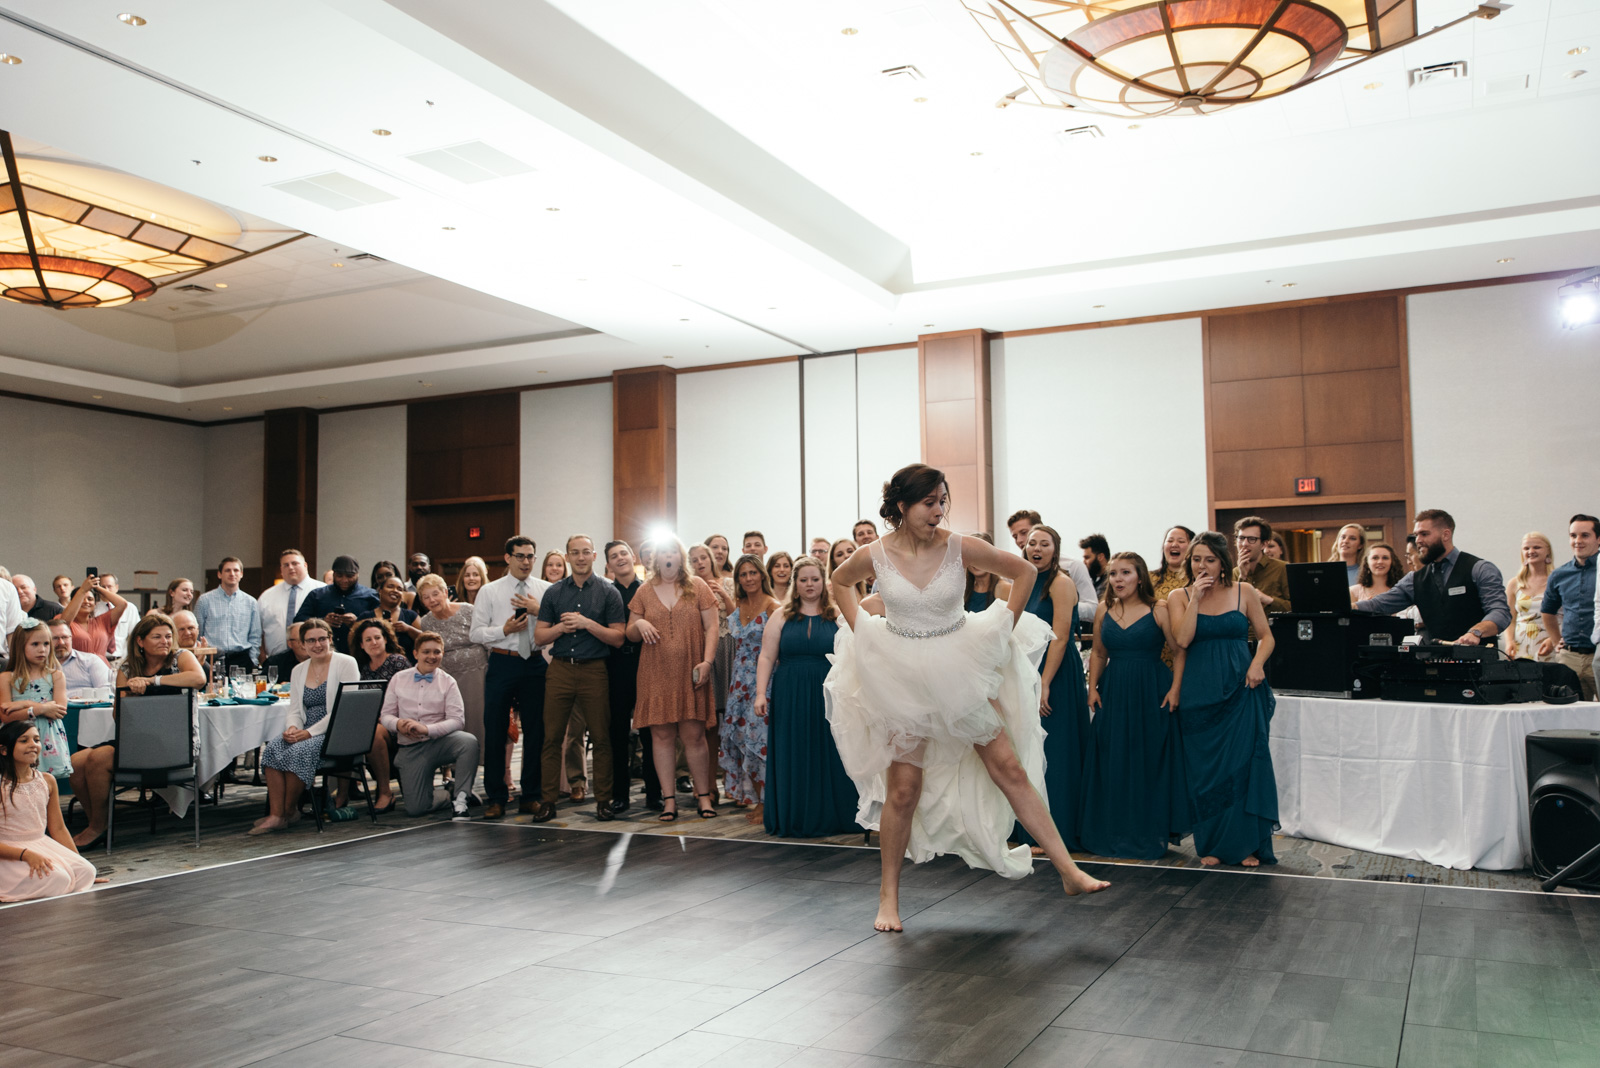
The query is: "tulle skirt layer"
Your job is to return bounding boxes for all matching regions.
[824,602,1052,878]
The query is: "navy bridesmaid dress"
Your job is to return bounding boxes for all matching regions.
[1079,610,1189,859]
[764,613,862,838]
[1015,580,1091,852]
[1177,588,1278,864]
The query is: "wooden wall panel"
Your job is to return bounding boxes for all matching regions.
[261,407,318,571]
[1304,443,1408,497]
[1300,298,1399,374]
[405,393,519,570]
[1302,368,1403,445]
[917,329,991,535]
[1209,378,1305,452]
[612,368,677,553]
[1207,307,1301,382]
[1213,447,1306,503]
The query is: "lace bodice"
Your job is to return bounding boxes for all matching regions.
[870,535,967,638]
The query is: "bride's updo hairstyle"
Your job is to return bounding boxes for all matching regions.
[879,463,948,530]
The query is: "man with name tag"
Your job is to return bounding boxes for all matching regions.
[1353,508,1510,645]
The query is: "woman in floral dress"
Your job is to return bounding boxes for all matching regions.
[721,555,778,823]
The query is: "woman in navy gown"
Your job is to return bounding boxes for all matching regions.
[964,532,998,614]
[1081,552,1188,859]
[997,524,1090,854]
[1166,532,1278,866]
[757,557,861,838]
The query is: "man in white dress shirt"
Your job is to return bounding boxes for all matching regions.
[0,572,21,670]
[257,549,326,661]
[469,535,550,820]
[1007,509,1098,623]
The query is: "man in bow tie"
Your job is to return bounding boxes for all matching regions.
[379,632,480,820]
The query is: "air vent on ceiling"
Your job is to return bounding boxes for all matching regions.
[1409,61,1467,87]
[271,172,398,210]
[1484,73,1530,94]
[880,65,925,81]
[1055,124,1104,145]
[173,284,212,294]
[348,252,385,262]
[406,141,534,184]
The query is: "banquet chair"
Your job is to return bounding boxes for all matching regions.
[107,689,199,853]
[309,681,387,832]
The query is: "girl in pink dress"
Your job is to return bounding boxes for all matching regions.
[0,720,97,902]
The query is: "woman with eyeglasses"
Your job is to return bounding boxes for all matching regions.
[252,618,360,835]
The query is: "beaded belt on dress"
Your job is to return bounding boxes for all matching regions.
[885,616,966,639]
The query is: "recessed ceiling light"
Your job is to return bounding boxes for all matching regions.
[331,262,344,268]
[841,27,858,35]
[0,54,21,65]
[679,318,689,321]
[913,96,928,103]
[91,394,103,399]
[537,370,549,374]
[1497,257,1514,263]
[969,151,983,156]
[545,207,560,211]
[222,406,233,411]
[117,13,146,26]
[768,306,776,310]
[1565,69,1588,79]
[663,355,676,360]
[214,282,228,288]
[1281,282,1297,288]
[576,277,587,281]
[372,128,392,136]
[419,381,433,387]
[1363,81,1382,90]
[316,395,328,400]
[257,155,278,162]
[923,323,935,327]
[440,226,455,230]
[671,264,682,268]
[1127,124,1141,130]
[1569,46,1590,56]
[1093,304,1105,309]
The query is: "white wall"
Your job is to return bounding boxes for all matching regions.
[316,406,406,577]
[677,362,803,554]
[801,353,860,546]
[201,421,264,571]
[994,319,1209,558]
[521,382,613,559]
[0,395,205,589]
[1410,280,1600,577]
[854,347,922,529]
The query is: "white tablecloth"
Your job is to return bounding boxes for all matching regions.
[77,700,290,818]
[1270,695,1600,870]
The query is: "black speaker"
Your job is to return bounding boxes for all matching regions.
[1527,730,1600,890]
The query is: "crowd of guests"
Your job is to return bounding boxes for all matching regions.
[0,504,1594,900]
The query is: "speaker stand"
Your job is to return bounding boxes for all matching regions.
[1540,839,1600,893]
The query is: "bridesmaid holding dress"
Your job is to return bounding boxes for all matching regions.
[1166,532,1279,867]
[1081,552,1189,859]
[758,557,860,838]
[996,524,1090,854]
[721,555,778,822]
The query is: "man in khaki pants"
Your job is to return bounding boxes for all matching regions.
[535,535,627,820]
[1541,514,1598,700]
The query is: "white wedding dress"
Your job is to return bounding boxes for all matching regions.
[824,533,1054,878]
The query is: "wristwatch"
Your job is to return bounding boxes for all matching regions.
[1468,627,1487,640]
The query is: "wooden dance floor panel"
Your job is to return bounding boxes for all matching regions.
[4,824,1598,1068]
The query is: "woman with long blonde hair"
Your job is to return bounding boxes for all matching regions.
[455,557,490,606]
[1506,532,1556,660]
[1329,524,1367,586]
[755,556,859,838]
[626,536,720,821]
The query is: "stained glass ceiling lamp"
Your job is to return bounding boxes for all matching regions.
[0,130,246,308]
[964,0,1507,118]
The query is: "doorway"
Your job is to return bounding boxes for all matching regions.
[1215,501,1409,565]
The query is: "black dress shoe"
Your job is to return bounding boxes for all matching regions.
[645,798,664,812]
[594,805,616,822]
[609,798,629,816]
[676,775,692,793]
[529,802,557,824]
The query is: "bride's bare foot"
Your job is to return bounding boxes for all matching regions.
[1200,855,1221,867]
[1061,868,1111,896]
[874,905,904,932]
[1241,855,1261,867]
[1029,846,1047,857]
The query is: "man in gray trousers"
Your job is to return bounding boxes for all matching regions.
[378,631,480,819]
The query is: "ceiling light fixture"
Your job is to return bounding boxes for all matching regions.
[1497,257,1514,263]
[841,27,858,35]
[214,282,227,288]
[913,96,928,103]
[1093,304,1105,308]
[545,207,560,211]
[331,261,344,267]
[257,155,277,163]
[222,406,233,411]
[372,129,392,136]
[970,151,984,156]
[440,226,455,230]
[964,0,1505,118]
[117,13,146,26]
[0,55,20,65]
[537,370,549,374]
[0,129,251,309]
[1569,46,1590,56]
[1364,81,1383,90]
[1127,124,1141,130]
[1565,69,1588,79]
[1282,282,1297,288]
[92,394,103,399]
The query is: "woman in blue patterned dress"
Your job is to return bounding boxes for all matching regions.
[721,554,778,823]
[1166,532,1278,866]
[252,619,361,835]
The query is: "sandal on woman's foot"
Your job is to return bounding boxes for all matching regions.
[658,799,679,823]
[695,792,717,819]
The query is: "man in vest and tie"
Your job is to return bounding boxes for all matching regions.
[470,536,550,819]
[1353,508,1511,645]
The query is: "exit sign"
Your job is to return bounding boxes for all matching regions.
[467,526,482,539]
[1295,477,1322,496]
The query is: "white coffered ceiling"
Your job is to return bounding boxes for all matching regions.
[0,0,1594,420]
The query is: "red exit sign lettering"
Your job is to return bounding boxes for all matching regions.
[467,526,482,539]
[1295,477,1321,496]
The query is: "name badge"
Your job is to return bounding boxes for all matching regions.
[1448,586,1467,596]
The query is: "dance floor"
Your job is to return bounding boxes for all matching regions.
[5,824,1599,1068]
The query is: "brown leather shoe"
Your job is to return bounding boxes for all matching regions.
[518,800,543,815]
[530,801,557,823]
[483,802,505,820]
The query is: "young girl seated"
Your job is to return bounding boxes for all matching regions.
[0,721,98,902]
[0,619,72,780]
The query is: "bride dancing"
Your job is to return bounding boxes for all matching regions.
[825,464,1110,931]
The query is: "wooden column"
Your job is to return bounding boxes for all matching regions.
[262,407,318,572]
[612,367,677,552]
[918,329,993,535]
